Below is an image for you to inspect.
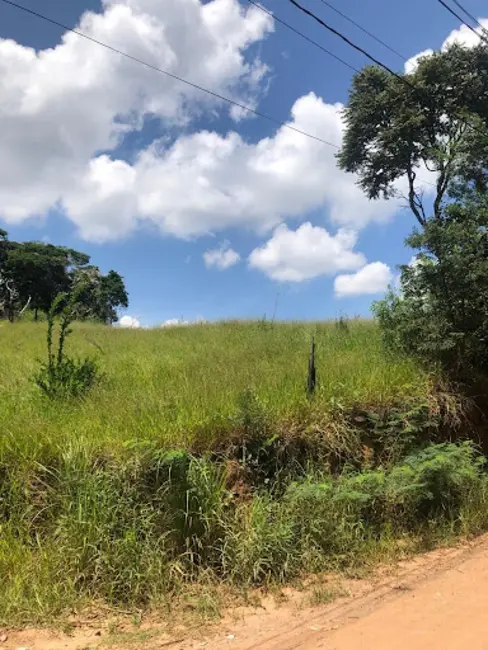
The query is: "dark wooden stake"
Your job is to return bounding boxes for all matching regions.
[307,335,316,397]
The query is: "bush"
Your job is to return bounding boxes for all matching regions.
[33,292,100,398]
[373,193,488,379]
[386,442,485,521]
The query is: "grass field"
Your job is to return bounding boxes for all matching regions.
[0,319,431,460]
[2,319,486,626]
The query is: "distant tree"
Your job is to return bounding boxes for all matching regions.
[0,232,128,323]
[338,44,488,227]
[72,267,128,324]
[3,242,89,319]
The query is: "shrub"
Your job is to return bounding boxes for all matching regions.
[33,292,100,398]
[386,441,485,521]
[373,192,488,379]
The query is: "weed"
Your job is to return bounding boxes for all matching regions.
[33,293,100,399]
[307,584,345,607]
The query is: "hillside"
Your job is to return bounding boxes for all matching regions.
[2,319,486,627]
[1,319,430,459]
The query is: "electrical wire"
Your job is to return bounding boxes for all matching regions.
[316,0,406,61]
[0,0,340,148]
[287,0,416,88]
[245,0,360,73]
[450,0,488,39]
[288,0,488,141]
[435,0,488,46]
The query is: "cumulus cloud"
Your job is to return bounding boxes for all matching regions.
[118,315,141,328]
[0,0,442,243]
[443,18,488,48]
[63,93,422,241]
[0,0,272,228]
[161,316,206,327]
[248,222,365,282]
[334,262,393,298]
[203,241,240,269]
[404,17,488,73]
[404,49,434,74]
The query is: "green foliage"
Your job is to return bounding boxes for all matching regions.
[339,44,488,226]
[72,267,128,324]
[0,230,128,322]
[374,192,488,377]
[0,320,431,459]
[387,442,485,521]
[1,441,486,624]
[33,293,100,399]
[3,241,88,318]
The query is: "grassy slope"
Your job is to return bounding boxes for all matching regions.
[2,319,488,626]
[0,319,430,459]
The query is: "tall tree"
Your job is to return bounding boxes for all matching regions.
[338,44,488,227]
[0,229,19,321]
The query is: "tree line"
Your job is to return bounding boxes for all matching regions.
[0,229,128,323]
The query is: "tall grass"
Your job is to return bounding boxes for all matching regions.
[0,442,486,625]
[0,320,431,462]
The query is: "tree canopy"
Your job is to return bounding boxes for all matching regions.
[374,190,488,376]
[338,44,488,226]
[0,231,128,323]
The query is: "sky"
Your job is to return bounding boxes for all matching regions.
[0,0,487,327]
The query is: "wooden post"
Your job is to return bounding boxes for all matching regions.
[307,335,316,397]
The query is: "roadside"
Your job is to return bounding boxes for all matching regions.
[2,533,488,650]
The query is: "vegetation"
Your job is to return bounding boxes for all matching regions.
[1,320,438,461]
[33,293,100,399]
[0,231,128,323]
[338,44,488,227]
[374,191,488,377]
[0,318,484,624]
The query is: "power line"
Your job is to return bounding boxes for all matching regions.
[245,0,360,73]
[435,0,488,46]
[450,0,488,39]
[0,0,340,149]
[316,0,406,61]
[287,0,415,89]
[283,0,488,187]
[288,0,488,140]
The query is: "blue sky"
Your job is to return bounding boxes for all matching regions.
[0,0,486,326]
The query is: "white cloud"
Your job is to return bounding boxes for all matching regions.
[443,18,488,49]
[248,222,365,282]
[203,242,240,269]
[334,262,393,298]
[118,315,141,328]
[404,18,488,73]
[0,1,445,244]
[62,93,413,241]
[161,316,206,327]
[404,49,434,74]
[0,0,272,227]
[161,318,186,327]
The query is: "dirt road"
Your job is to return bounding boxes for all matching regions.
[189,535,488,650]
[5,535,488,650]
